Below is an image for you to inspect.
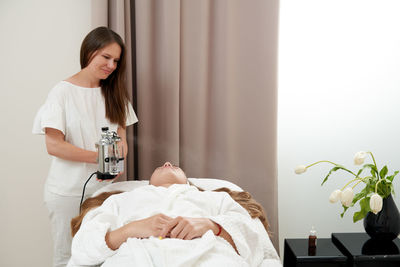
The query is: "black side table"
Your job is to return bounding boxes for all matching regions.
[284,238,347,267]
[332,232,400,267]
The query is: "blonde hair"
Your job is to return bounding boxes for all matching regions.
[213,187,270,235]
[71,191,123,237]
[188,182,270,236]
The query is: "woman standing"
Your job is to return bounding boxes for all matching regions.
[32,27,138,267]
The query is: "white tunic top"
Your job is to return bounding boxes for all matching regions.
[32,81,138,196]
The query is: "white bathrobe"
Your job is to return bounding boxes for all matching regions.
[68,184,281,267]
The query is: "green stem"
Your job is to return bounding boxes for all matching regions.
[306,160,357,176]
[341,176,365,190]
[351,176,372,189]
[367,151,379,178]
[375,179,384,193]
[367,151,377,167]
[306,160,338,168]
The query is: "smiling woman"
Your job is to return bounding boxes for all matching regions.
[32,27,138,267]
[84,42,121,80]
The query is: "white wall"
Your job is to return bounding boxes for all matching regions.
[278,0,400,255]
[0,1,96,266]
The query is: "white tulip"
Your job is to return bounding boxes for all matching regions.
[294,165,307,174]
[340,187,354,207]
[354,151,367,165]
[370,193,383,214]
[329,189,342,203]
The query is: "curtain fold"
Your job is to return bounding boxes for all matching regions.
[134,0,279,249]
[135,0,181,175]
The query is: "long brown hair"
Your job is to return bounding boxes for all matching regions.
[214,188,270,233]
[71,191,123,237]
[80,27,129,127]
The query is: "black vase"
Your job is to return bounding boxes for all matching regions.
[361,238,399,255]
[363,194,400,241]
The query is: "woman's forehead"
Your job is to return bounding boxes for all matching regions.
[100,43,121,57]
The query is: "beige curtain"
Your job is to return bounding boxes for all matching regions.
[134,0,279,249]
[92,0,135,182]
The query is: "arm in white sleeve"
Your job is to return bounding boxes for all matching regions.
[70,199,119,265]
[208,192,267,266]
[45,128,97,163]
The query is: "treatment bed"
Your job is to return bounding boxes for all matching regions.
[69,178,282,267]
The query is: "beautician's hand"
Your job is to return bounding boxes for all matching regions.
[45,128,98,163]
[97,171,124,182]
[160,217,218,240]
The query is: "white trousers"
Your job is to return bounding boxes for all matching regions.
[44,190,82,267]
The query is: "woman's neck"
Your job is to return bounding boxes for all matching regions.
[66,69,100,88]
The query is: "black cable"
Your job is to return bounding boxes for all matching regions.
[79,172,98,213]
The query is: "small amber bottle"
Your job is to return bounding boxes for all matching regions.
[308,226,317,256]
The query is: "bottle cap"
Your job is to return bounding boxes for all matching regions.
[310,226,317,236]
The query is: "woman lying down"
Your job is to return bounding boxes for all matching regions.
[68,162,282,267]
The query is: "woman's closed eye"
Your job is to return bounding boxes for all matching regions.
[103,54,119,62]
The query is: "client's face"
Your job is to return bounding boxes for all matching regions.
[149,162,188,187]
